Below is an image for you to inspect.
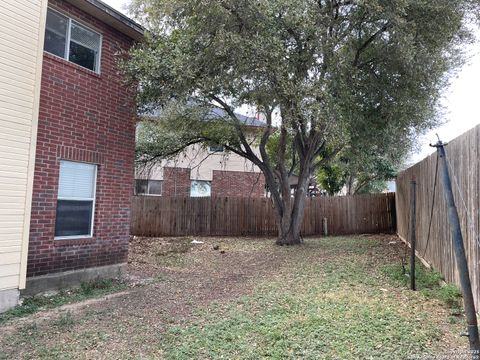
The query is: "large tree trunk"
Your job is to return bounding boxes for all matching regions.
[275,201,305,245]
[274,170,309,246]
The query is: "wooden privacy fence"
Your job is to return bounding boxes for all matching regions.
[396,124,480,309]
[130,193,395,237]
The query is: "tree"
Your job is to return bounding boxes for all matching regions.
[317,140,406,195]
[123,0,479,245]
[317,162,346,196]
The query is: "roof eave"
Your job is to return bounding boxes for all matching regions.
[64,0,144,41]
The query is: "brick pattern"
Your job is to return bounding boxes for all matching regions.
[162,167,191,196]
[211,170,265,197]
[161,167,266,197]
[27,0,136,277]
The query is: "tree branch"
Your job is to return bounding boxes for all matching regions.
[311,144,345,171]
[209,95,260,162]
[353,21,392,66]
[137,138,205,165]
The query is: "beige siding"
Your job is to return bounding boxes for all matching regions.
[138,143,262,181]
[0,0,48,291]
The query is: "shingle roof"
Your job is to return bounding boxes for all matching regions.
[144,105,267,128]
[208,107,266,128]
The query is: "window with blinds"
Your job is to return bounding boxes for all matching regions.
[44,8,102,72]
[55,161,97,238]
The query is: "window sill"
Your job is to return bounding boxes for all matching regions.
[44,52,101,78]
[54,236,95,246]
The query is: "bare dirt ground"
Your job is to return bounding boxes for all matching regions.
[0,235,469,359]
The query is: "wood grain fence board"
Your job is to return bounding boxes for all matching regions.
[131,193,395,238]
[396,124,480,309]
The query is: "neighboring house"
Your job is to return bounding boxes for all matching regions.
[136,109,267,197]
[0,0,48,312]
[23,0,143,296]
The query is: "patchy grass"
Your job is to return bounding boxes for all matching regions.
[383,261,463,311]
[158,239,446,360]
[0,278,128,324]
[0,236,468,359]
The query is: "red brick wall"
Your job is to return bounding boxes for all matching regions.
[162,167,191,196]
[27,0,136,277]
[161,168,265,197]
[212,170,265,197]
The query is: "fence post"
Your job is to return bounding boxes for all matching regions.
[322,218,328,236]
[409,181,417,291]
[433,140,480,353]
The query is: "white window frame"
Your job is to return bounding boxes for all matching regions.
[146,180,162,196]
[55,161,98,240]
[45,7,103,73]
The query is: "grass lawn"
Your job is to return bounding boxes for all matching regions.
[0,235,468,359]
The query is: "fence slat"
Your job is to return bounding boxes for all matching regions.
[396,124,480,310]
[131,193,395,238]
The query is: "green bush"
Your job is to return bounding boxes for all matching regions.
[382,261,462,310]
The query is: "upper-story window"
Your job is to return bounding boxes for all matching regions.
[208,145,224,153]
[44,8,102,73]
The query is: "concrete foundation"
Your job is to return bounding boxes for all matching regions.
[0,288,20,313]
[22,263,127,296]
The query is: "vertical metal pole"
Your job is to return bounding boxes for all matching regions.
[410,180,416,291]
[435,141,480,353]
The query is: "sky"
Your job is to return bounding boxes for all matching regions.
[104,0,480,166]
[103,0,129,14]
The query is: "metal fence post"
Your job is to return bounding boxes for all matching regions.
[410,180,416,291]
[433,140,480,353]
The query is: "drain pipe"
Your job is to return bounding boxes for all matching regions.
[432,139,480,353]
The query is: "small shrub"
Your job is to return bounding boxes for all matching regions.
[382,261,462,310]
[437,284,462,309]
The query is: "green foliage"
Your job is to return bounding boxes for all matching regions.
[317,162,346,195]
[0,278,127,323]
[383,261,463,310]
[124,0,479,172]
[316,140,405,195]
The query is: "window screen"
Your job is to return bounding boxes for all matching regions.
[44,9,68,57]
[44,8,102,72]
[135,179,148,195]
[55,161,97,238]
[135,179,162,196]
[69,22,101,71]
[148,180,162,195]
[55,200,94,237]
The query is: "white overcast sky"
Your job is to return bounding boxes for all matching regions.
[104,0,480,165]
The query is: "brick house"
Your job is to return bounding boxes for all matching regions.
[135,110,267,198]
[25,0,143,293]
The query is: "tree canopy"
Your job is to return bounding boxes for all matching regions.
[124,0,479,245]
